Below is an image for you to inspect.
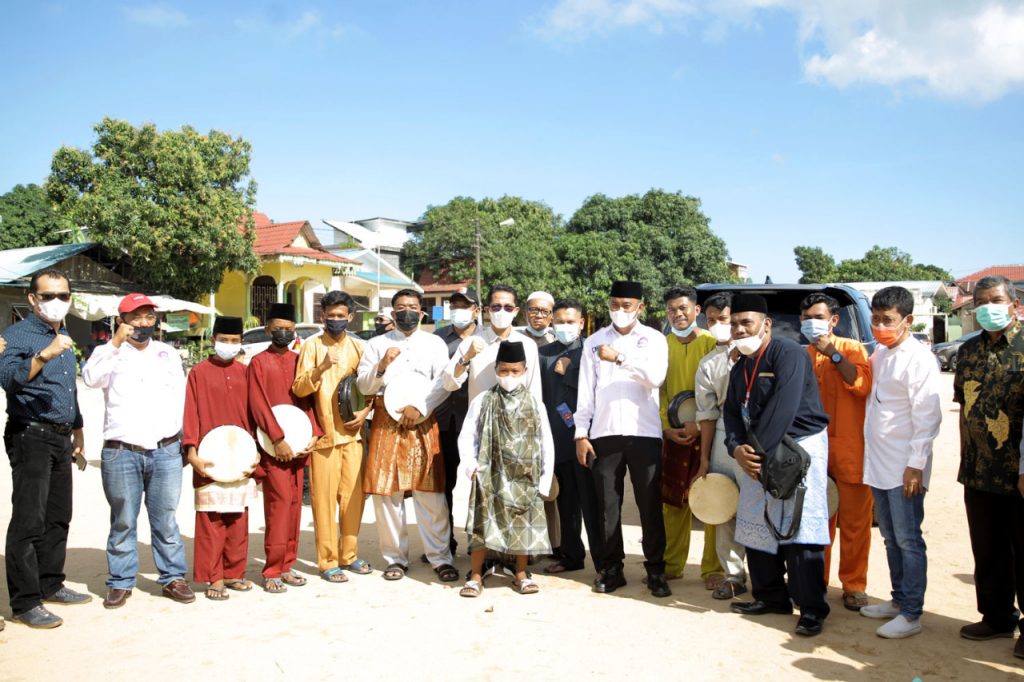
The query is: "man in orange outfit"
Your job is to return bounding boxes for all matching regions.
[799,293,873,611]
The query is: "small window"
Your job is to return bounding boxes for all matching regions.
[243,329,270,344]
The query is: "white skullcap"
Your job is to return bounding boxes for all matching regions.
[526,291,555,307]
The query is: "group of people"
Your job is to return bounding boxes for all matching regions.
[1,268,1022,659]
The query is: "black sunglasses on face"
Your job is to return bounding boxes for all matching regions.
[36,292,71,302]
[489,304,516,313]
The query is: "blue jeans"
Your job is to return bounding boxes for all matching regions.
[101,441,187,589]
[872,486,927,619]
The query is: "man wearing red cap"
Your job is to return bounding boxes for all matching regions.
[82,293,195,608]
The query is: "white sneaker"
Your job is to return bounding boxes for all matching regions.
[860,601,901,619]
[876,615,922,639]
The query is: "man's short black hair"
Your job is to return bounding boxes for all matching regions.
[29,268,71,293]
[703,292,732,313]
[800,292,840,315]
[553,298,585,316]
[871,286,914,318]
[487,284,517,305]
[321,290,355,314]
[663,285,698,304]
[392,288,423,305]
[974,275,1017,303]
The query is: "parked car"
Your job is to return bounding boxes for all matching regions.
[931,330,981,372]
[695,283,876,353]
[912,332,931,347]
[240,323,323,361]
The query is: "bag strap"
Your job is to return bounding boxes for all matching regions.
[764,484,806,541]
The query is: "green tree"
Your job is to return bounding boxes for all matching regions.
[0,184,60,249]
[793,245,838,283]
[836,245,951,283]
[561,189,731,316]
[403,195,566,305]
[46,118,259,299]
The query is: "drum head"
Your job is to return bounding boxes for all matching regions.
[383,372,433,423]
[827,477,839,518]
[688,473,740,525]
[257,404,314,459]
[199,425,259,483]
[337,374,366,422]
[667,390,698,429]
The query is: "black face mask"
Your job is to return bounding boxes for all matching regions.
[394,310,421,332]
[270,329,296,348]
[324,319,349,336]
[374,323,392,336]
[130,325,156,342]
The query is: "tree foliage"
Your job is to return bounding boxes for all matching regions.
[795,244,951,284]
[0,184,61,250]
[46,117,259,299]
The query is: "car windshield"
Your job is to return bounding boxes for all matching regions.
[297,326,322,339]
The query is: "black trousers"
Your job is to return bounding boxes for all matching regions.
[4,423,73,615]
[747,543,830,618]
[555,458,604,571]
[590,435,665,574]
[438,425,461,552]
[964,486,1024,630]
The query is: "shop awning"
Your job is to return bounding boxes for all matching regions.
[69,292,218,321]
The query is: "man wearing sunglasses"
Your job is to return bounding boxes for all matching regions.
[0,268,89,629]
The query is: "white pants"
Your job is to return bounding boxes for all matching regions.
[709,419,747,583]
[372,491,454,569]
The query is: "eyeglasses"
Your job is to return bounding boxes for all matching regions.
[527,308,551,318]
[489,304,516,313]
[36,292,71,302]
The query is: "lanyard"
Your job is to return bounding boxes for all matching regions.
[742,340,771,409]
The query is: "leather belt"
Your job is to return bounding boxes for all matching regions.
[21,420,74,436]
[103,434,180,453]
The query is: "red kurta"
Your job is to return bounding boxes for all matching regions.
[247,349,320,578]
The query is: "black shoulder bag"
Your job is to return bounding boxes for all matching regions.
[747,429,811,541]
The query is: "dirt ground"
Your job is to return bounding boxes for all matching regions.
[0,373,1021,681]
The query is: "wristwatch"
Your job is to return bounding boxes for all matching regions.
[615,353,625,366]
[830,352,842,364]
[458,355,472,368]
[34,351,50,364]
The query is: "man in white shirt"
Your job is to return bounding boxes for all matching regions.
[81,293,194,609]
[860,286,942,639]
[574,281,670,597]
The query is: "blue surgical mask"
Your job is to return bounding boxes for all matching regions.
[324,319,349,336]
[670,321,698,338]
[975,303,1013,332]
[800,318,831,342]
[553,323,579,345]
[214,341,241,361]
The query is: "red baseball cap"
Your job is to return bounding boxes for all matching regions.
[118,293,157,315]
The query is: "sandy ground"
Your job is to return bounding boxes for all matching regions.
[0,372,1021,681]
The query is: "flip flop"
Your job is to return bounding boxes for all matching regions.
[382,563,407,581]
[263,577,287,594]
[223,579,253,592]
[339,559,373,575]
[205,586,229,601]
[319,567,349,583]
[704,575,726,591]
[281,570,307,587]
[843,591,869,611]
[459,580,483,598]
[712,578,748,600]
[513,577,540,595]
[434,564,459,582]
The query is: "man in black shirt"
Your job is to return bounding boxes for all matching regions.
[0,269,91,629]
[722,294,832,637]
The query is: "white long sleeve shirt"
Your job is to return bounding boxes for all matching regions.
[442,326,542,404]
[574,322,668,440]
[356,329,451,417]
[81,339,185,449]
[457,388,555,497]
[694,344,734,423]
[863,337,943,489]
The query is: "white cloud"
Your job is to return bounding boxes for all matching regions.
[536,0,1024,102]
[124,5,189,28]
[235,8,351,43]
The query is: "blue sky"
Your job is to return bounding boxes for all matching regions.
[1,1,1021,283]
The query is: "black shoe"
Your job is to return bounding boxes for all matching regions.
[795,613,825,636]
[960,620,1016,640]
[731,600,794,616]
[12,605,63,629]
[647,573,672,598]
[593,568,627,594]
[1014,636,1024,660]
[43,586,92,605]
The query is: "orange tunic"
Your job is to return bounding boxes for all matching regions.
[806,336,871,483]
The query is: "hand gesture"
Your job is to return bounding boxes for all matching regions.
[112,322,135,348]
[554,356,571,375]
[0,336,8,354]
[274,439,295,462]
[465,337,486,361]
[596,344,619,363]
[378,347,401,373]
[733,444,762,480]
[343,405,371,432]
[399,405,423,429]
[41,334,74,362]
[187,448,215,478]
[317,346,341,373]
[814,336,834,355]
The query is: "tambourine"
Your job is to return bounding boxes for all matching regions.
[198,425,259,483]
[256,404,314,459]
[383,372,433,424]
[827,477,839,518]
[688,473,740,525]
[667,390,698,429]
[337,374,366,422]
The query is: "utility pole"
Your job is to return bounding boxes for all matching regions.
[475,217,482,314]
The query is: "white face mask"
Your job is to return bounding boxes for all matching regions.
[37,298,71,323]
[496,374,524,392]
[553,323,580,345]
[734,322,766,356]
[214,341,242,361]
[490,309,516,330]
[609,309,637,329]
[450,307,475,329]
[526,325,549,338]
[670,321,698,337]
[709,322,732,343]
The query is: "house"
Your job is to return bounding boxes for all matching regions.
[327,247,422,311]
[951,265,1024,334]
[846,281,952,341]
[319,217,417,271]
[416,266,473,321]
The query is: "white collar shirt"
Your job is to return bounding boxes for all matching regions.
[442,326,542,404]
[356,329,451,417]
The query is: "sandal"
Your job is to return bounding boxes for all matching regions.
[513,577,540,595]
[382,563,407,581]
[434,564,459,582]
[704,574,726,591]
[712,578,748,600]
[339,559,373,575]
[224,579,253,592]
[843,591,869,611]
[459,580,483,597]
[543,562,583,575]
[281,570,307,587]
[319,567,349,583]
[263,577,287,594]
[205,586,229,601]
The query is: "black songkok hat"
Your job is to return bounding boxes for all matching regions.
[213,316,244,335]
[731,294,768,315]
[496,341,527,364]
[267,303,296,322]
[610,280,644,299]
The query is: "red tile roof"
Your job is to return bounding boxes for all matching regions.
[955,265,1024,284]
[251,217,358,265]
[417,265,471,293]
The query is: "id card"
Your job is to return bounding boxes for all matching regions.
[556,402,575,428]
